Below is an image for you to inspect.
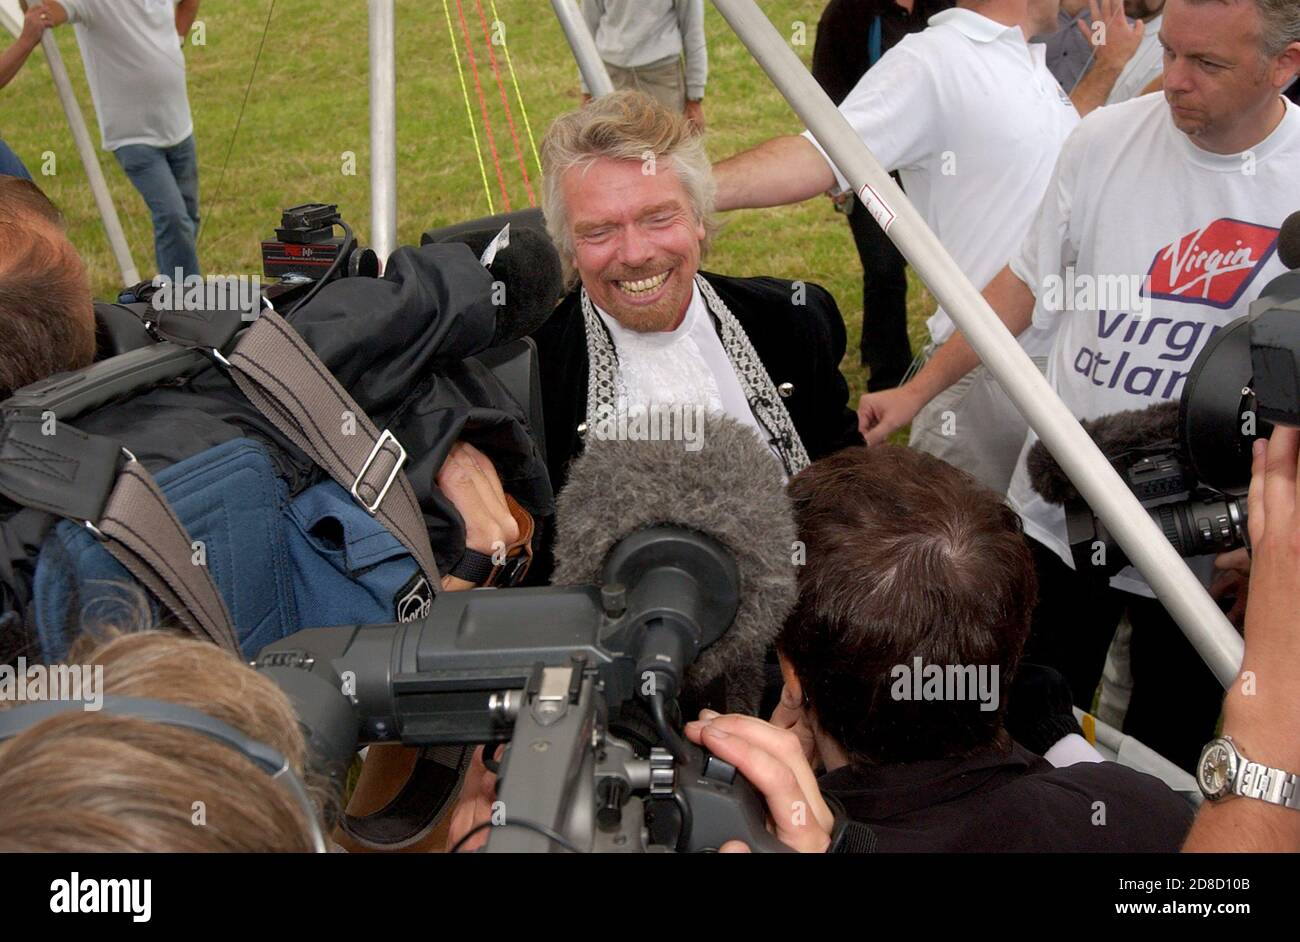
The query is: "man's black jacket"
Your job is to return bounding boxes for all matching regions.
[0,242,554,660]
[529,270,861,499]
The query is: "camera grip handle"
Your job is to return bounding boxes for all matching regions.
[674,745,794,853]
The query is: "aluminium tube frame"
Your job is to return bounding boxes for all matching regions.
[369,0,398,271]
[711,0,1242,687]
[550,0,613,98]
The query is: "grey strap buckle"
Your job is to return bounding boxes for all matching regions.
[351,429,407,515]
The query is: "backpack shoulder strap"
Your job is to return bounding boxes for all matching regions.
[149,304,441,591]
[0,410,239,653]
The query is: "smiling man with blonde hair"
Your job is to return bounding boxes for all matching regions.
[529,91,859,502]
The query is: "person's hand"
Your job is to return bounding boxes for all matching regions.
[767,682,819,767]
[684,710,834,853]
[1078,0,1144,73]
[445,745,501,852]
[21,6,52,46]
[435,441,519,591]
[1211,547,1251,629]
[1239,430,1300,680]
[684,99,705,133]
[858,384,924,445]
[1226,429,1300,765]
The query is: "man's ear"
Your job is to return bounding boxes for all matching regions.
[1272,41,1300,90]
[777,652,804,705]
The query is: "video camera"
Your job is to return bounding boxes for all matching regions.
[254,525,792,853]
[1063,219,1300,576]
[109,203,375,324]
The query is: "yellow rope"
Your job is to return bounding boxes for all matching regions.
[443,0,495,214]
[489,0,542,181]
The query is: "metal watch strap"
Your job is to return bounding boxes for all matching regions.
[1237,758,1300,809]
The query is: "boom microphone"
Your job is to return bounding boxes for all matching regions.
[550,414,798,714]
[426,224,565,346]
[1027,401,1179,505]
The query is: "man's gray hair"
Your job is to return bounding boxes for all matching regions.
[540,91,718,287]
[1184,0,1300,59]
[1255,0,1300,57]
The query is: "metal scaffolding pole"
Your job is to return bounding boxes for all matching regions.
[712,0,1242,686]
[3,2,138,285]
[368,0,398,270]
[550,0,613,97]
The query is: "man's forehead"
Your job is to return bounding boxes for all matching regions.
[1162,0,1260,55]
[562,157,689,221]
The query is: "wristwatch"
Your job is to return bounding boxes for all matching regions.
[1197,736,1300,809]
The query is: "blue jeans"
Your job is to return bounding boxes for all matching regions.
[114,135,201,279]
[0,138,32,180]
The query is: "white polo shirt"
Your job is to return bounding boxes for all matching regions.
[61,0,193,151]
[802,7,1080,355]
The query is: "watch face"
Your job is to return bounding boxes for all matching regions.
[1198,740,1236,799]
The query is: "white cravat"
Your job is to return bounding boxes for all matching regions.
[594,284,778,465]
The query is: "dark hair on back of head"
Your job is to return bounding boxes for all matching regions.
[0,176,95,401]
[778,446,1038,765]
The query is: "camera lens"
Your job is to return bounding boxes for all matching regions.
[1153,494,1248,558]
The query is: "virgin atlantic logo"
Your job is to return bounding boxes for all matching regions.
[1145,218,1279,309]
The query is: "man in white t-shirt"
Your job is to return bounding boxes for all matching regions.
[861,0,1300,769]
[713,0,1080,495]
[30,0,201,280]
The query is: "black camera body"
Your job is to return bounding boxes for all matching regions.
[260,203,379,284]
[255,527,793,853]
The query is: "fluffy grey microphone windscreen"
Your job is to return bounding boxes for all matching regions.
[1026,400,1180,505]
[550,413,798,713]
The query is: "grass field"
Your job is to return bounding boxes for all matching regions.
[1,0,938,405]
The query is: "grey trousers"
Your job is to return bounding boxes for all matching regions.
[605,57,687,112]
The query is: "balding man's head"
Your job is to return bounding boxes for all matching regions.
[0,176,96,401]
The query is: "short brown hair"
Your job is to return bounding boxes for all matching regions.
[0,627,329,851]
[778,446,1037,764]
[0,176,96,401]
